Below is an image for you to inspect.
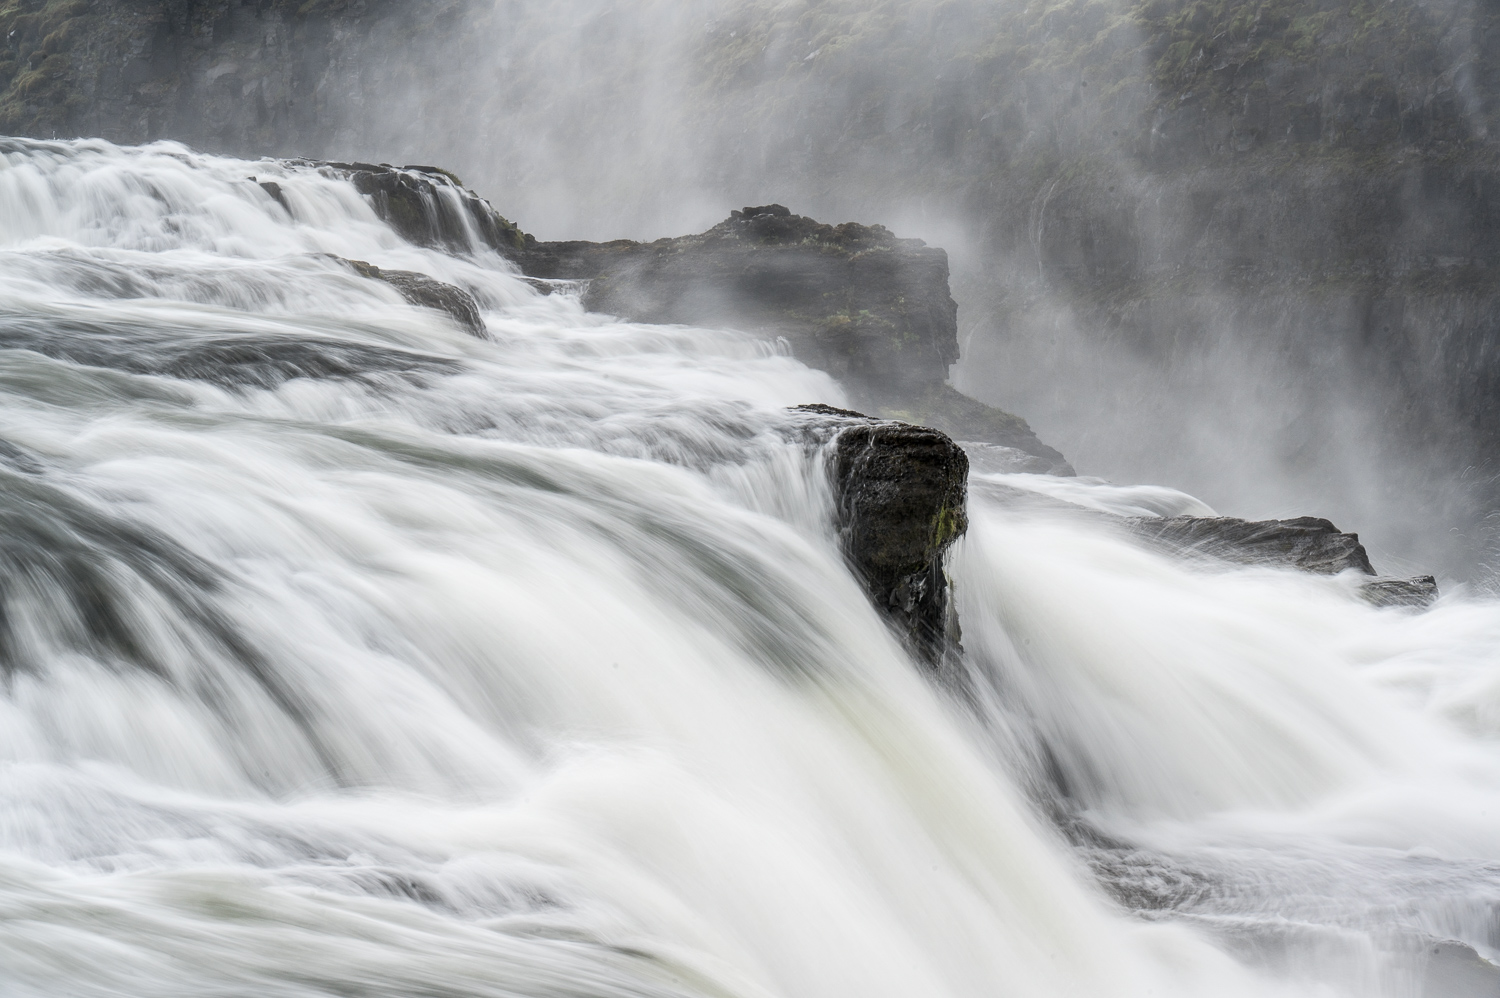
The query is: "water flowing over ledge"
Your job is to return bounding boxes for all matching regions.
[0,136,1497,998]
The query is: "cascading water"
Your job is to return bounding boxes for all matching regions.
[0,136,1495,998]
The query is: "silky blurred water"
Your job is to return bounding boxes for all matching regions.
[0,137,1496,998]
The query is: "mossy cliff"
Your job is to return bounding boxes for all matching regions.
[0,0,462,152]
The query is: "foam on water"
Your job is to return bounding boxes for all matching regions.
[0,137,1495,998]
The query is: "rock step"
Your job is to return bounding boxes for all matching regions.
[1127,514,1438,607]
[340,258,486,338]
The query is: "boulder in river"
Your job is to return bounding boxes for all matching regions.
[792,404,969,669]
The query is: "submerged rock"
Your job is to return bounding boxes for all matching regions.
[1361,575,1440,608]
[1128,515,1377,575]
[1127,514,1438,607]
[342,259,487,338]
[792,404,969,669]
[257,180,290,213]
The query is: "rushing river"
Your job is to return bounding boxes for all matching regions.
[1,137,1498,998]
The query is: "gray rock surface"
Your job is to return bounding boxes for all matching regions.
[342,258,486,338]
[515,207,1069,465]
[297,168,1069,465]
[313,162,528,258]
[1127,514,1438,606]
[791,404,969,670]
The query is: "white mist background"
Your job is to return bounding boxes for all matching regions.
[313,0,1500,580]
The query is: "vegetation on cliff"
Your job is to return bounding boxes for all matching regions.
[0,0,462,146]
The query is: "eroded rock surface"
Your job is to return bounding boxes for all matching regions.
[792,404,969,668]
[1128,515,1377,574]
[305,178,1068,468]
[342,258,486,338]
[524,205,957,388]
[516,205,1068,467]
[1127,514,1438,607]
[313,163,528,258]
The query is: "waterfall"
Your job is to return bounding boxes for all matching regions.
[0,136,1496,998]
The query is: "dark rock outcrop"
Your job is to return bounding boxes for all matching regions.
[1128,515,1377,575]
[1128,515,1438,607]
[521,205,957,390]
[342,259,486,338]
[299,167,1067,468]
[512,207,1067,467]
[792,404,969,668]
[312,163,528,258]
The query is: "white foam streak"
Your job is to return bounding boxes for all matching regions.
[2,136,1495,998]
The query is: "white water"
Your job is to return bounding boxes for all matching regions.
[0,137,1496,998]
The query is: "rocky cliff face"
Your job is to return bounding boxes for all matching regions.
[524,205,959,392]
[0,0,461,155]
[241,158,1074,464]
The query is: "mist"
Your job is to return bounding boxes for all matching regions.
[8,2,1500,994]
[241,0,1494,580]
[7,0,1488,572]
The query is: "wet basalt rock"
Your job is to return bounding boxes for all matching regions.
[1128,514,1438,607]
[292,161,1068,469]
[792,404,969,669]
[342,259,486,338]
[311,162,529,258]
[1128,515,1377,574]
[514,206,1067,467]
[296,160,1066,470]
[521,205,959,387]
[270,158,1067,469]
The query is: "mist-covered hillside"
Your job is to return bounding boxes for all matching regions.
[7,0,1500,574]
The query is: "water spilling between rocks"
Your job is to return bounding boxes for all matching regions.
[1,137,1499,998]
